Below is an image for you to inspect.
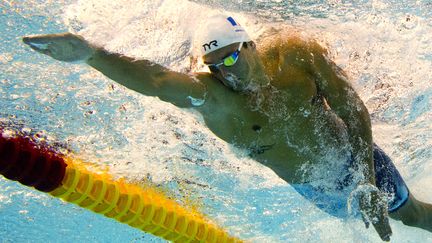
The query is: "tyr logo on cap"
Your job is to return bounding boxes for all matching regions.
[203,40,218,52]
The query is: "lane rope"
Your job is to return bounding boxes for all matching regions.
[0,129,242,243]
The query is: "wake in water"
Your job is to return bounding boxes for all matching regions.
[1,0,431,242]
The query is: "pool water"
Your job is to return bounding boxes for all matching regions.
[1,0,431,242]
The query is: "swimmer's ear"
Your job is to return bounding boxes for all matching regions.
[22,33,95,63]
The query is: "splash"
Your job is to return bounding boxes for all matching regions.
[1,0,432,242]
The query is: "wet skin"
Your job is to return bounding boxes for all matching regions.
[197,40,357,184]
[28,32,432,240]
[67,38,369,185]
[23,34,358,184]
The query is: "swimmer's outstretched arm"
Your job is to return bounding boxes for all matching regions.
[22,33,206,108]
[307,45,392,241]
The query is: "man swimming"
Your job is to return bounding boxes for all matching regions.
[22,14,432,241]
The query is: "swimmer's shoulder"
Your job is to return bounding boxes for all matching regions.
[258,30,328,66]
[257,31,326,89]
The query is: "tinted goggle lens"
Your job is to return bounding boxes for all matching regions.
[223,51,239,67]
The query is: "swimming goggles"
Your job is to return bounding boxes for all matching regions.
[206,42,243,73]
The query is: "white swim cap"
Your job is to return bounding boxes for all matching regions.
[198,14,251,56]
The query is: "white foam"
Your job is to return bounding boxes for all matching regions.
[63,0,267,72]
[60,0,432,240]
[2,0,432,241]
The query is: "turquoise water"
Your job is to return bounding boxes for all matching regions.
[1,0,431,242]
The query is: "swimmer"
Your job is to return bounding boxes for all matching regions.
[22,15,432,241]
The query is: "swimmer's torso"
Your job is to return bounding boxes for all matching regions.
[83,35,353,184]
[194,40,352,183]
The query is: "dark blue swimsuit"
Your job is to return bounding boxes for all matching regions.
[373,144,409,212]
[292,143,409,217]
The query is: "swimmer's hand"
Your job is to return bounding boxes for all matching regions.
[22,33,95,63]
[359,187,392,241]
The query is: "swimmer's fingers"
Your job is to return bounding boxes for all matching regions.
[360,190,392,241]
[22,33,95,63]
